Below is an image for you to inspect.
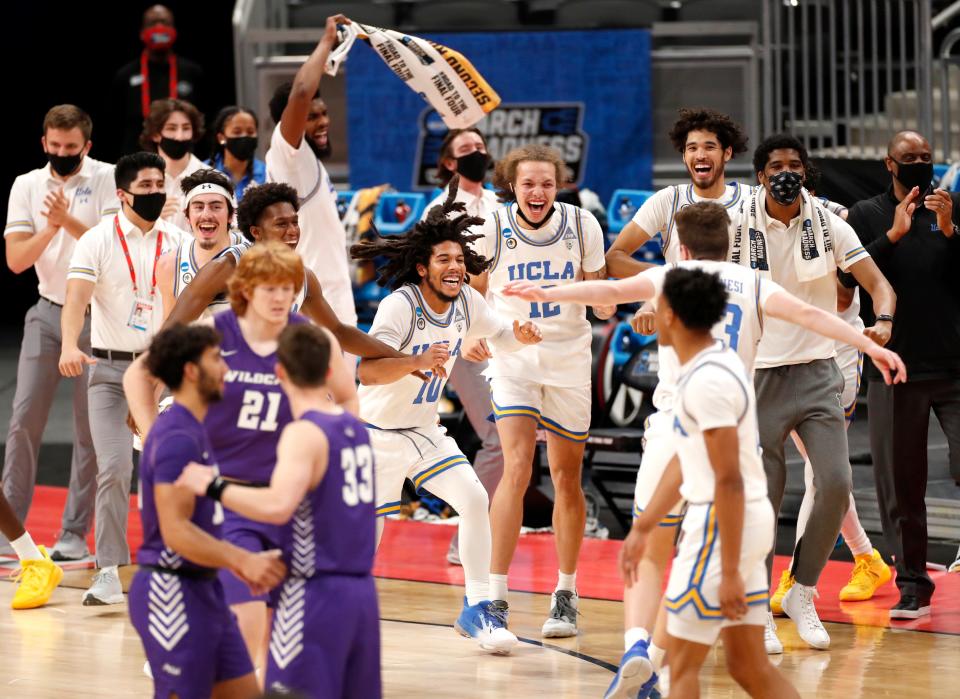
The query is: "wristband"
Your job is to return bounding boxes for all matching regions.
[205,476,229,502]
[876,314,894,323]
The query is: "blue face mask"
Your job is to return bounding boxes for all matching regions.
[768,170,804,205]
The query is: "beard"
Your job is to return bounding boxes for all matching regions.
[196,234,221,251]
[307,136,332,161]
[425,276,459,304]
[198,371,224,404]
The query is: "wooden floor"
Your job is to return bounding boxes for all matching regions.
[1,575,958,698]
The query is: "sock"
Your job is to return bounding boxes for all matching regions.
[465,579,489,607]
[841,495,873,557]
[10,531,42,561]
[624,626,649,651]
[489,573,509,601]
[648,642,666,672]
[556,570,577,593]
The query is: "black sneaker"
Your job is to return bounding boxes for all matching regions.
[889,594,931,619]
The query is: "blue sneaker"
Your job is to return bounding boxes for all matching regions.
[454,598,517,654]
[604,638,657,699]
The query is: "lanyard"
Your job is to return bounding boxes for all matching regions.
[140,51,178,118]
[114,216,163,297]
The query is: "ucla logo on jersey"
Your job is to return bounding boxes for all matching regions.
[506,260,576,282]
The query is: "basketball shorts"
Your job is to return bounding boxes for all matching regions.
[665,500,774,646]
[633,410,684,528]
[837,348,864,421]
[266,574,381,698]
[219,512,281,606]
[366,422,471,517]
[489,377,591,442]
[129,569,253,699]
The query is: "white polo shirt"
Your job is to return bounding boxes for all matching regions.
[422,183,500,223]
[265,124,356,326]
[4,157,119,304]
[163,153,207,233]
[68,210,190,352]
[751,204,870,368]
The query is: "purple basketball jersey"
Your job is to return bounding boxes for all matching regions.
[204,310,307,483]
[138,402,219,573]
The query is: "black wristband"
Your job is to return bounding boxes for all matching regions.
[876,314,894,323]
[205,476,229,502]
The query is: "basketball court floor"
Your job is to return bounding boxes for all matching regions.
[1,486,958,697]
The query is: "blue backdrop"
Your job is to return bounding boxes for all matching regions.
[345,29,652,202]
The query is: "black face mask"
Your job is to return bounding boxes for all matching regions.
[893,160,934,192]
[224,136,258,162]
[159,137,192,160]
[516,204,556,229]
[47,152,83,177]
[455,150,490,183]
[767,170,804,205]
[125,190,167,222]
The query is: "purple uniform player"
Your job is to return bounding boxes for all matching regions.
[126,324,285,699]
[178,323,381,699]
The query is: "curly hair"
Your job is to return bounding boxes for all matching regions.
[349,176,490,290]
[146,324,222,391]
[662,268,728,332]
[668,107,749,156]
[492,144,567,202]
[752,134,809,175]
[236,182,299,241]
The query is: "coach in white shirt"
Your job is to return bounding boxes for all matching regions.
[265,19,357,336]
[59,151,189,605]
[2,105,118,560]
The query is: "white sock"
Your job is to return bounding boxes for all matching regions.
[489,573,509,602]
[465,580,489,607]
[624,626,649,651]
[10,531,42,561]
[841,495,873,557]
[649,642,666,671]
[556,570,576,593]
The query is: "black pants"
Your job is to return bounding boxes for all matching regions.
[868,377,960,598]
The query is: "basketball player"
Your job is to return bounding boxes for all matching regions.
[175,323,381,698]
[128,323,286,699]
[157,169,244,320]
[470,144,614,638]
[628,266,801,699]
[504,202,905,697]
[2,494,63,609]
[126,242,350,676]
[350,180,542,653]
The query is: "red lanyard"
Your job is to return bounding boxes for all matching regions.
[140,51,178,118]
[114,216,163,297]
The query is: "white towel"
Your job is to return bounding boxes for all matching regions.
[327,22,500,129]
[730,186,833,282]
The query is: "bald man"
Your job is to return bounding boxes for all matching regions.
[843,130,960,619]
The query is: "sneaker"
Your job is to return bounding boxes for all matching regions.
[770,569,794,616]
[839,549,892,602]
[782,583,830,649]
[81,566,124,606]
[603,638,656,699]
[542,589,579,638]
[50,531,91,562]
[10,546,63,610]
[454,598,517,654]
[889,594,931,620]
[948,546,960,573]
[764,612,783,655]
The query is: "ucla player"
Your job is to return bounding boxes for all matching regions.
[128,323,286,699]
[157,169,244,320]
[469,144,613,638]
[504,202,905,698]
[628,267,801,699]
[126,242,354,677]
[350,180,542,653]
[175,323,381,699]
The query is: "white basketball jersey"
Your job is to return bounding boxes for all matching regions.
[173,233,245,318]
[647,260,783,411]
[476,202,606,387]
[673,346,768,504]
[359,283,511,430]
[217,239,308,314]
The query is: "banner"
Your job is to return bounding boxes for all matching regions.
[346,29,652,201]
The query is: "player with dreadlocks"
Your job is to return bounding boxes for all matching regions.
[350,176,542,654]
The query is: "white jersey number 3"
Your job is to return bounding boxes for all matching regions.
[341,444,374,506]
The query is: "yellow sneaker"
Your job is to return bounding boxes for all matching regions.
[839,549,892,602]
[11,546,64,610]
[770,569,794,616]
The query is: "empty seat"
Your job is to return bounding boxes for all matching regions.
[555,0,661,28]
[405,1,520,30]
[288,2,397,28]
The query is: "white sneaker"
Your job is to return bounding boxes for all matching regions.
[782,583,830,649]
[542,589,579,638]
[51,531,91,561]
[81,566,124,606]
[764,612,783,654]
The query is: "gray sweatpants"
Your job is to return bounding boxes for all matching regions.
[1,298,96,545]
[754,358,851,587]
[87,358,135,567]
[447,358,504,554]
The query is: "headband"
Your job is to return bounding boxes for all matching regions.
[183,182,237,210]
